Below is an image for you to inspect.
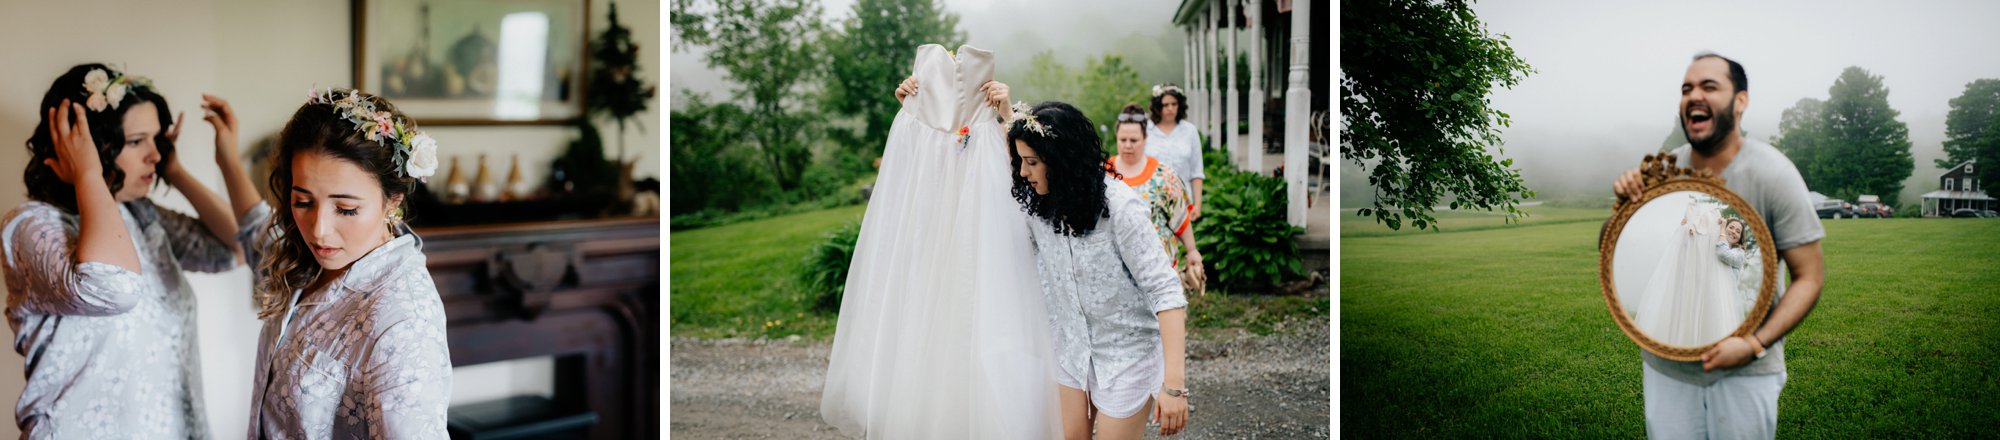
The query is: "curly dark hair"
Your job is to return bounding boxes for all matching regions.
[23,63,176,213]
[1009,101,1112,237]
[1148,83,1188,125]
[253,88,422,319]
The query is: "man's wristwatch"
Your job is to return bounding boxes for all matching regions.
[1748,334,1768,359]
[1164,387,1191,398]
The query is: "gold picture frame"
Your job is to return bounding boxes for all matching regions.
[1598,153,1780,361]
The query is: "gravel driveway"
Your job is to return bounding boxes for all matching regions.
[669,319,1329,439]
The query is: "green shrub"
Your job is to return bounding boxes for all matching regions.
[1197,166,1307,291]
[800,221,863,313]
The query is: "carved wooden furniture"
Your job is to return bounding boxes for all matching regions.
[418,218,659,439]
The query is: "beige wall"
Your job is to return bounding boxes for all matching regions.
[0,0,659,437]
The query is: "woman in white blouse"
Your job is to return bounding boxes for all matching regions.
[233,88,451,439]
[3,64,255,438]
[1144,83,1204,221]
[1007,101,1192,438]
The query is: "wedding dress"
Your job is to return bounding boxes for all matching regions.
[1634,196,1746,347]
[820,44,1060,439]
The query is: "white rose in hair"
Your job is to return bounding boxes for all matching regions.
[85,93,108,112]
[83,69,110,95]
[106,83,128,109]
[405,133,439,180]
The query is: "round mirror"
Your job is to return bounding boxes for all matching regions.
[1600,153,1779,361]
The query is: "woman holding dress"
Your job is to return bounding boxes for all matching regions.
[4,64,253,438]
[1009,101,1191,438]
[234,88,451,438]
[1634,195,1744,347]
[820,45,1060,439]
[1108,104,1205,294]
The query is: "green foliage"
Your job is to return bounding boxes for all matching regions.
[800,221,863,313]
[1774,67,1915,206]
[818,0,965,156]
[1340,0,1537,231]
[671,0,825,190]
[1009,51,1152,154]
[669,91,771,215]
[1197,166,1307,291]
[1940,78,2000,190]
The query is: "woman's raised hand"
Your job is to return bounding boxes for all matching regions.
[894,76,918,103]
[199,94,241,158]
[43,100,102,185]
[979,80,1010,115]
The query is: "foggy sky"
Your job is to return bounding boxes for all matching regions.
[1469,0,2000,203]
[670,0,1193,106]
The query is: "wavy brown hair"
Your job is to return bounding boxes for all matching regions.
[253,89,420,319]
[23,64,176,213]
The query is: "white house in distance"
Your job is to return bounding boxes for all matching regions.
[1920,160,1995,217]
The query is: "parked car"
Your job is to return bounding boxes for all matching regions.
[1854,202,1891,218]
[1809,192,1854,219]
[1949,208,1998,218]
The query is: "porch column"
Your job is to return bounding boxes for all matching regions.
[1282,0,1312,227]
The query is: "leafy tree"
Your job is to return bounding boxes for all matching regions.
[1075,55,1151,153]
[1006,51,1150,154]
[1014,50,1079,110]
[1341,0,1536,231]
[818,0,965,156]
[671,0,825,190]
[1939,79,2000,190]
[1776,67,1914,206]
[669,91,771,214]
[1772,97,1829,185]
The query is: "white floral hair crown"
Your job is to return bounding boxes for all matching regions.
[81,67,154,112]
[1009,101,1055,138]
[1150,83,1183,98]
[305,86,439,181]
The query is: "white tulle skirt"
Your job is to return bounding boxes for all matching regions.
[1635,218,1745,347]
[820,107,1060,439]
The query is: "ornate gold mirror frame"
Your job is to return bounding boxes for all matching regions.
[1599,153,1781,361]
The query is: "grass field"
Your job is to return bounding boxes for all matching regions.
[671,205,1328,340]
[1341,215,2000,437]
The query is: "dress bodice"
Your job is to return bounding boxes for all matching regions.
[907,44,996,131]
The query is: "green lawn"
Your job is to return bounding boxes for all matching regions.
[669,205,866,339]
[1339,205,1616,238]
[671,205,1328,340]
[1341,216,2000,437]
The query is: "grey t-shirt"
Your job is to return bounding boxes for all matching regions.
[1643,138,1826,386]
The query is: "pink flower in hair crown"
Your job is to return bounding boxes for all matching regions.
[304,87,439,181]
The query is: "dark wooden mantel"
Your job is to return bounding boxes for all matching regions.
[417,217,660,439]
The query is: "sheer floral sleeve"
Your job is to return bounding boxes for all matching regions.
[1715,242,1746,270]
[0,203,146,316]
[149,201,242,273]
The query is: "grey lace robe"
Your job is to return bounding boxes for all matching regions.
[239,204,452,439]
[2,199,252,439]
[1026,178,1189,390]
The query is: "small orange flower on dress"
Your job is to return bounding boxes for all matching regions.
[955,125,971,148]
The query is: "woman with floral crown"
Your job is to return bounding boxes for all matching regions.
[229,87,451,438]
[4,63,257,438]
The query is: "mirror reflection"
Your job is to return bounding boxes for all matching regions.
[1613,191,1764,347]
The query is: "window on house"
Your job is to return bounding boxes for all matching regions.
[1946,178,1955,191]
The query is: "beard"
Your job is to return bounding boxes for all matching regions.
[1682,99,1739,155]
